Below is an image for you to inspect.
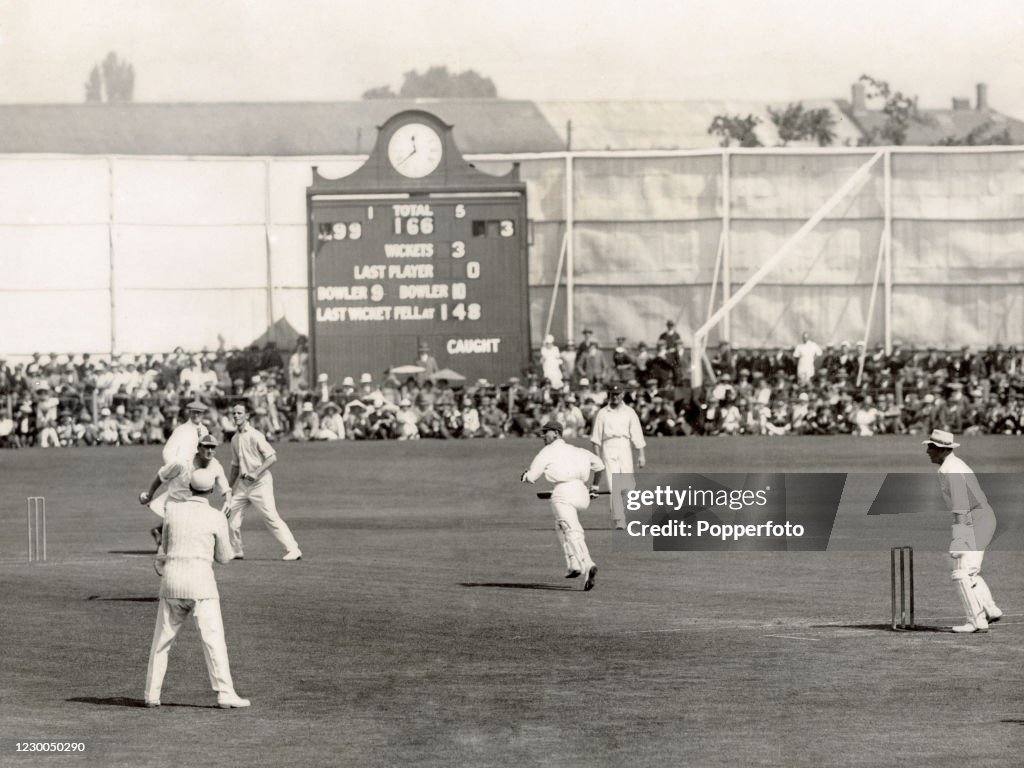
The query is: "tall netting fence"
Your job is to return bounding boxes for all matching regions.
[1,149,1021,356]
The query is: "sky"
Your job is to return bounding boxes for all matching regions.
[1,0,1022,118]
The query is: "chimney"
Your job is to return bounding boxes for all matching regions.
[851,82,866,114]
[952,97,970,111]
[976,82,989,111]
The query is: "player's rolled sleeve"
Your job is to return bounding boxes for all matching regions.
[158,461,186,484]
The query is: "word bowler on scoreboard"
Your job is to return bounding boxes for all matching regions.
[307,110,530,386]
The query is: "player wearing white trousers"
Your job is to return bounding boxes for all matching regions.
[924,429,1002,633]
[521,421,605,590]
[227,402,301,561]
[144,470,249,708]
[590,383,646,529]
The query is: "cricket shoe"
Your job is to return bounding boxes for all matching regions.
[583,564,598,591]
[282,549,303,561]
[565,568,582,579]
[217,692,251,708]
[987,607,1003,623]
[144,700,160,708]
[952,623,988,633]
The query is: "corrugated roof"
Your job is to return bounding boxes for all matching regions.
[844,106,1024,145]
[535,100,865,150]
[0,100,565,155]
[0,99,1020,156]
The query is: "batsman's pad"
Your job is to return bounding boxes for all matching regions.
[953,569,986,625]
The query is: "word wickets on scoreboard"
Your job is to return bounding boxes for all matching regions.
[308,192,529,384]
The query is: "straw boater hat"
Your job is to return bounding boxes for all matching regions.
[922,429,959,449]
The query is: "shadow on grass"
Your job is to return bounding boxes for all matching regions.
[459,581,576,591]
[87,596,158,602]
[109,550,158,556]
[67,696,216,709]
[1001,719,1024,725]
[820,623,950,633]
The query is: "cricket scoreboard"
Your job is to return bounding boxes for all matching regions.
[307,110,529,385]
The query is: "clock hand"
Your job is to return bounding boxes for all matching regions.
[395,146,418,166]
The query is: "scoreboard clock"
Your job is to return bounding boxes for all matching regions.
[306,110,529,386]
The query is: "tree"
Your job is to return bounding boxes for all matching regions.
[935,123,1012,146]
[857,74,932,146]
[362,66,498,99]
[707,114,762,147]
[83,51,135,102]
[767,103,837,146]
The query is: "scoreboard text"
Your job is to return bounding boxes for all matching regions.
[309,192,529,384]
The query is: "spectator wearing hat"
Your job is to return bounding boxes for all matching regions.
[590,382,646,529]
[287,337,309,395]
[314,372,331,406]
[395,398,420,440]
[478,393,507,438]
[658,319,682,349]
[576,339,610,387]
[458,395,481,438]
[414,342,440,385]
[292,401,319,442]
[574,327,595,364]
[793,332,823,385]
[97,406,119,445]
[646,341,675,390]
[317,402,345,441]
[539,334,564,389]
[611,337,636,384]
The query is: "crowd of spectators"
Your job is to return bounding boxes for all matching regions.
[2,325,1023,449]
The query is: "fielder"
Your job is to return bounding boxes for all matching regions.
[521,421,604,591]
[144,400,211,547]
[923,428,1003,633]
[227,402,302,561]
[140,433,231,551]
[590,382,646,529]
[144,468,249,709]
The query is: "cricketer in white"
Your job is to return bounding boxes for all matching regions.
[521,421,605,591]
[590,382,646,529]
[227,402,302,561]
[144,468,250,708]
[924,429,1003,634]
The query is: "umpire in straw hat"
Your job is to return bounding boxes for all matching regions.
[922,428,1003,633]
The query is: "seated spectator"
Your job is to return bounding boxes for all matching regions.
[317,402,345,440]
[395,398,420,440]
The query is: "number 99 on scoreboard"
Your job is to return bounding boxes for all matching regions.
[308,191,530,385]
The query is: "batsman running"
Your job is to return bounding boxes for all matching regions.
[923,428,1003,633]
[520,421,604,591]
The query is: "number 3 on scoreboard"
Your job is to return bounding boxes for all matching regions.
[451,241,466,258]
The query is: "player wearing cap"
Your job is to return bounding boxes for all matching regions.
[923,429,1003,633]
[140,433,231,551]
[590,382,646,529]
[162,400,211,464]
[144,468,249,709]
[227,402,302,561]
[521,421,604,590]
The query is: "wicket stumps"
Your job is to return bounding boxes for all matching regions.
[890,545,914,630]
[27,496,46,562]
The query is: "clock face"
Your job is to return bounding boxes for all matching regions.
[387,123,444,178]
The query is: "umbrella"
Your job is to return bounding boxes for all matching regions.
[389,364,427,375]
[429,368,466,382]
